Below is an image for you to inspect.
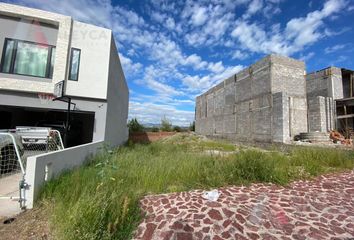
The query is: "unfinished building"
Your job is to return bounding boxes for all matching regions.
[195,54,354,143]
[307,67,354,137]
[195,55,308,143]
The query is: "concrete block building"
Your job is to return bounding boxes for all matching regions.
[0,3,129,147]
[195,55,308,143]
[306,67,354,136]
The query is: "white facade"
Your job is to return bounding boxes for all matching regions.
[0,3,129,147]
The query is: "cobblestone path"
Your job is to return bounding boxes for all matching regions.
[134,171,354,240]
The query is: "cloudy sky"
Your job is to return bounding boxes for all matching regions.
[5,0,354,126]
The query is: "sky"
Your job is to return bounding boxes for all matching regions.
[4,0,354,126]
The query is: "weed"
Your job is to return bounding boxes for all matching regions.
[39,134,354,239]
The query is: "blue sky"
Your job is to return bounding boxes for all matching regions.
[5,0,354,126]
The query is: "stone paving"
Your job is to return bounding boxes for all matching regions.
[134,171,354,240]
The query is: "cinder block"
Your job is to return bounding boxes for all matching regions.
[196,54,307,143]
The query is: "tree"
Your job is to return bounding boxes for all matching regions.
[151,127,159,132]
[173,126,181,132]
[160,117,172,132]
[127,118,144,133]
[189,121,195,131]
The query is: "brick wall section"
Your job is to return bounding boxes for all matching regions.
[195,54,308,143]
[0,3,72,93]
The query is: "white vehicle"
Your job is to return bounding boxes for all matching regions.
[15,127,64,151]
[15,127,51,146]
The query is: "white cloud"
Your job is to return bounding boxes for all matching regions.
[184,54,208,69]
[285,0,346,49]
[16,0,114,27]
[231,0,347,55]
[129,101,194,126]
[180,0,249,47]
[190,5,208,26]
[243,0,263,19]
[119,53,142,75]
[324,27,351,36]
[146,79,182,96]
[165,17,176,30]
[182,64,244,93]
[139,65,183,97]
[232,50,249,60]
[324,44,346,54]
[208,61,225,73]
[151,11,167,23]
[299,52,315,62]
[231,20,291,55]
[182,75,211,93]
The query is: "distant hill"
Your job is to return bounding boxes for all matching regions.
[142,123,161,128]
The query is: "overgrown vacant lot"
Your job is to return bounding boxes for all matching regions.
[39,133,354,240]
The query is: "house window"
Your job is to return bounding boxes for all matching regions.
[0,38,56,78]
[68,48,81,81]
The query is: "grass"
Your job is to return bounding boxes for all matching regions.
[39,133,354,240]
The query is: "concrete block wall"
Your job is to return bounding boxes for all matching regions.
[306,67,343,100]
[306,67,341,132]
[195,54,307,143]
[308,96,334,132]
[289,96,308,136]
[272,92,289,143]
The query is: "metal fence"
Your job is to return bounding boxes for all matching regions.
[0,133,25,178]
[0,128,64,178]
[0,128,64,209]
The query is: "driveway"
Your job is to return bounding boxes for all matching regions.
[134,171,354,240]
[0,173,22,218]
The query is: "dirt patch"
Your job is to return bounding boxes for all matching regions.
[129,132,177,143]
[0,207,50,240]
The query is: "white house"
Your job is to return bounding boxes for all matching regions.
[0,3,129,147]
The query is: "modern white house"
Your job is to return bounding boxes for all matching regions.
[0,3,129,147]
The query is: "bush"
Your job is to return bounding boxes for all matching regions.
[189,121,195,131]
[173,126,181,132]
[160,117,172,132]
[127,118,144,133]
[151,127,159,132]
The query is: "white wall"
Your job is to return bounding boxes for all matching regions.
[24,141,104,208]
[65,21,111,100]
[0,3,72,94]
[104,34,129,146]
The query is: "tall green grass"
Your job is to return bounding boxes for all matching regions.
[39,135,354,240]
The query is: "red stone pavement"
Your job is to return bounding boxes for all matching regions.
[133,171,354,240]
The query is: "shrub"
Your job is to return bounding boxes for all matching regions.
[151,127,159,132]
[127,118,144,133]
[173,126,181,132]
[189,121,195,131]
[160,117,172,132]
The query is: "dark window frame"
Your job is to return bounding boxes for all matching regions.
[0,38,56,79]
[68,48,81,81]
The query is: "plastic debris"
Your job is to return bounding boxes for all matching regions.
[202,189,220,201]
